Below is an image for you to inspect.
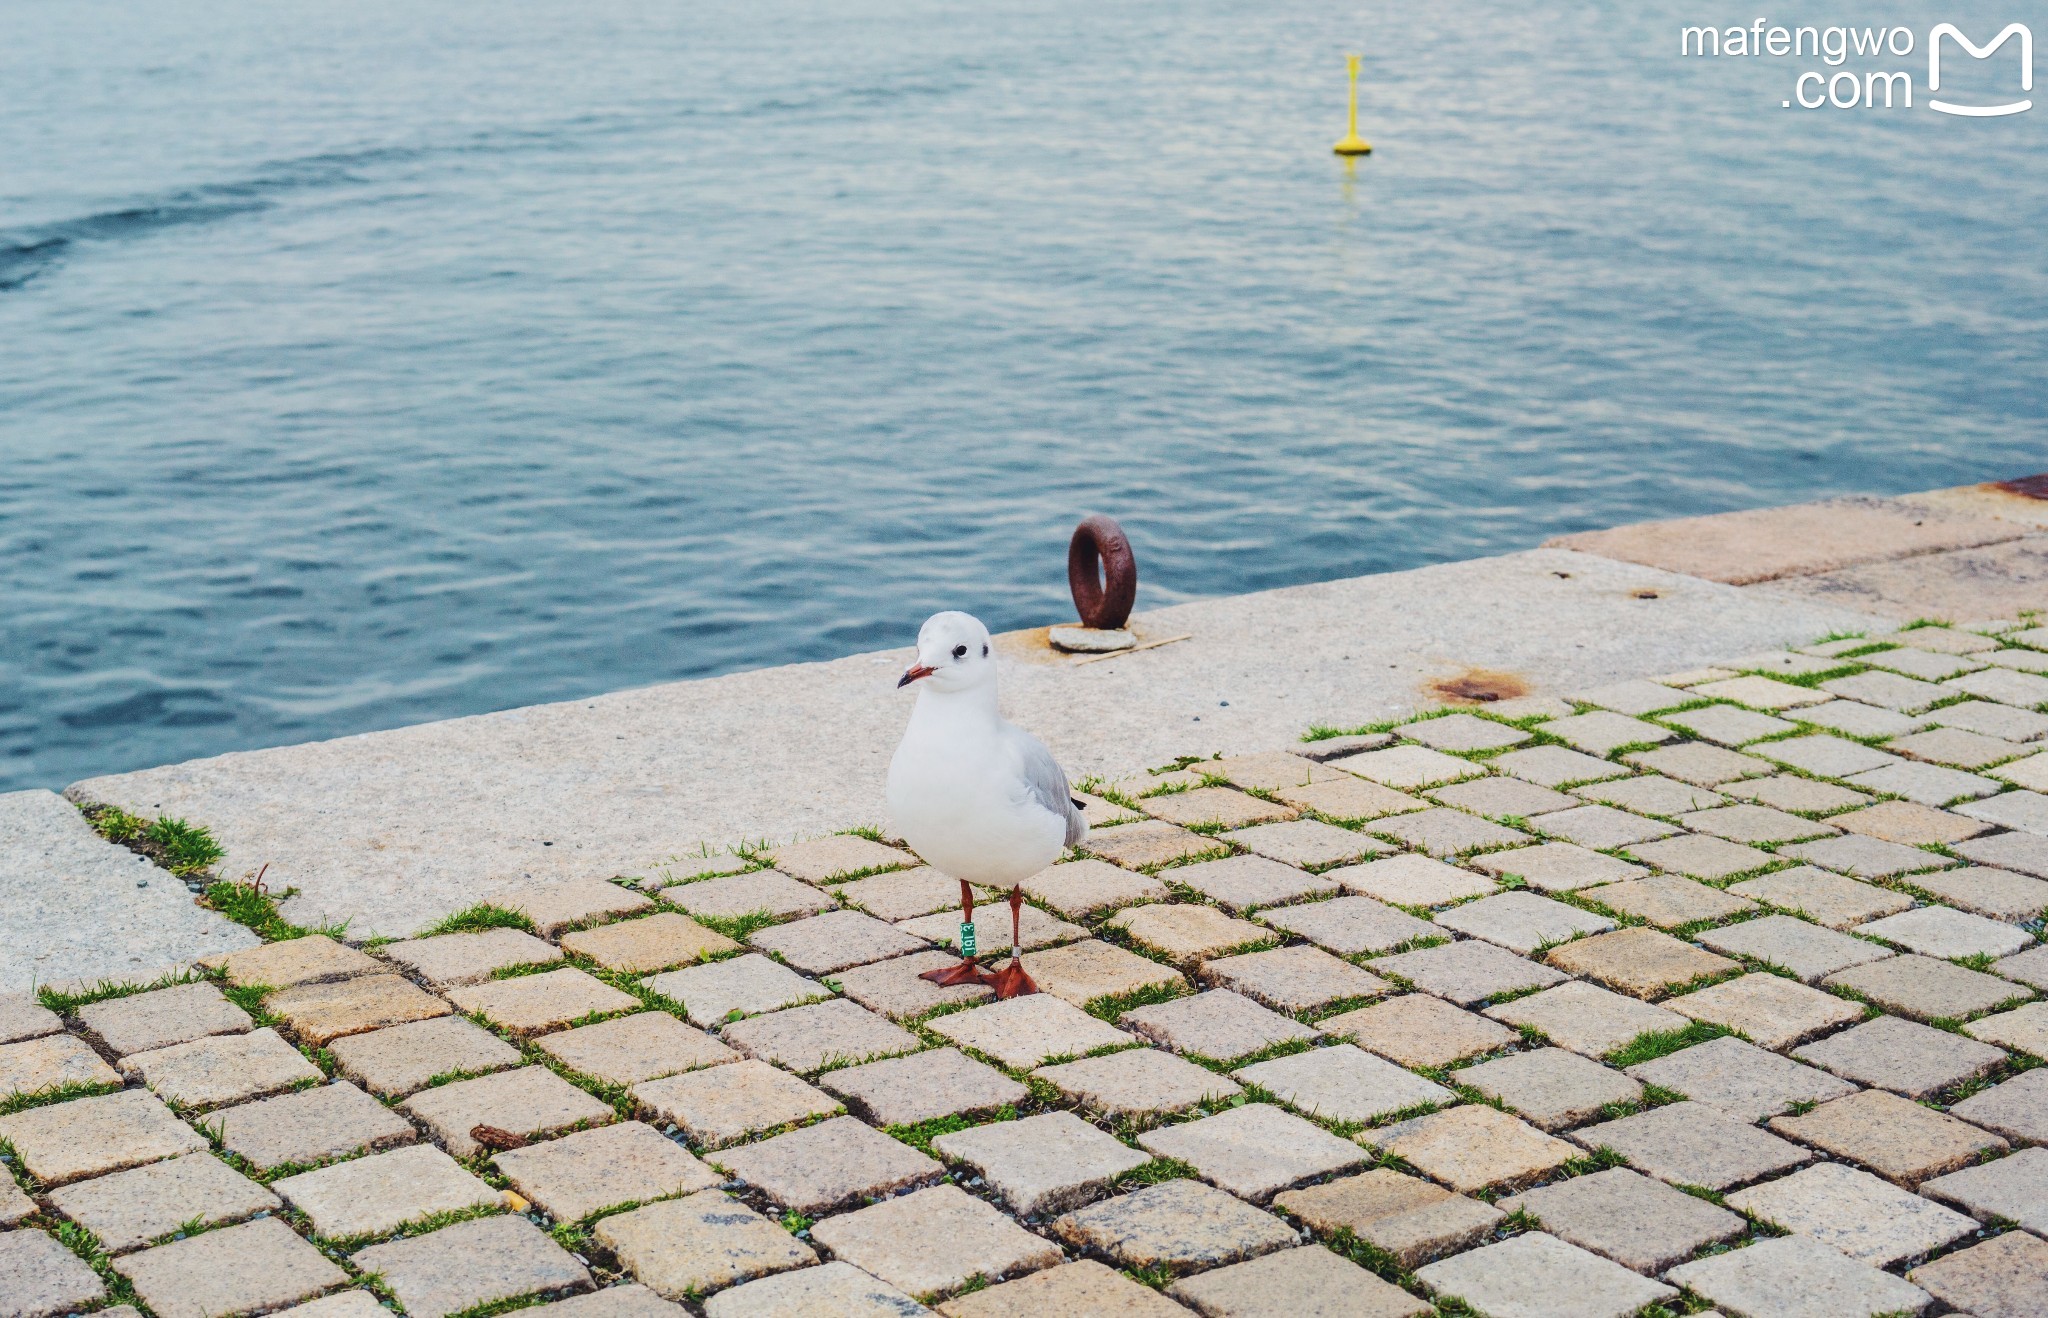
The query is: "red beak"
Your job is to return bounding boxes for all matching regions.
[897,664,935,688]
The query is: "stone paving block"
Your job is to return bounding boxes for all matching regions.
[1950,1067,2048,1143]
[1430,775,1579,820]
[1834,799,1991,847]
[1668,971,1862,1049]
[1236,1042,1450,1125]
[1539,711,1675,757]
[1274,1168,1501,1268]
[1782,835,1959,881]
[537,1011,736,1086]
[769,835,914,884]
[1770,1088,2004,1185]
[1270,774,1425,823]
[1868,646,1987,680]
[1032,1047,1241,1117]
[649,853,755,887]
[932,1110,1148,1215]
[1322,992,1516,1067]
[121,1026,321,1111]
[898,903,1087,957]
[1731,648,1852,677]
[561,914,740,974]
[1728,1160,1975,1267]
[1297,732,1398,760]
[1666,1235,1933,1318]
[496,881,656,940]
[0,994,63,1045]
[1575,773,1727,817]
[1200,944,1387,1013]
[267,974,458,1057]
[831,949,993,1021]
[1399,713,1533,752]
[1577,678,1695,717]
[1454,1047,1639,1130]
[1335,744,1484,790]
[1494,745,1631,788]
[1415,1230,1675,1317]
[1050,1178,1295,1273]
[448,967,640,1037]
[1966,1000,2048,1058]
[1697,913,1891,982]
[1828,953,2031,1021]
[497,1121,722,1222]
[1371,807,1529,858]
[1723,772,1874,814]
[1203,749,1341,793]
[0,1032,119,1101]
[594,1191,813,1299]
[1627,1035,1854,1121]
[1893,726,2030,771]
[1469,841,1644,893]
[1081,819,1228,869]
[207,935,381,990]
[273,1143,498,1241]
[1860,905,2033,960]
[645,955,827,1029]
[0,1179,33,1228]
[1949,664,2048,707]
[1907,1229,2048,1318]
[1680,803,1836,846]
[1795,696,1929,740]
[0,1226,107,1316]
[1484,980,1687,1058]
[1331,852,1497,906]
[1995,750,2048,790]
[1546,927,1737,999]
[1960,788,2048,834]
[47,1152,278,1254]
[1922,1146,2048,1234]
[1848,760,2003,807]
[1755,734,1900,779]
[1659,703,1794,747]
[1488,694,1580,718]
[78,981,251,1057]
[1168,854,1337,912]
[1627,833,1775,881]
[666,870,838,924]
[116,1217,348,1318]
[1997,941,2048,989]
[1370,939,1565,1007]
[328,1016,521,1096]
[935,1259,1181,1318]
[1365,1103,1575,1193]
[1016,939,1184,1009]
[1958,828,2048,876]
[1017,860,1169,918]
[1823,669,1949,713]
[1532,804,1675,851]
[750,911,928,975]
[1258,895,1434,957]
[1106,903,1273,964]
[703,1262,922,1318]
[403,1066,613,1159]
[217,1078,416,1171]
[382,928,563,988]
[931,994,1133,1070]
[721,999,919,1074]
[1166,1245,1428,1318]
[1624,741,1774,785]
[812,1183,1062,1298]
[1583,874,1754,931]
[1574,1099,1812,1191]
[1729,866,1914,928]
[1500,1167,1744,1273]
[351,1215,591,1318]
[1433,890,1613,955]
[0,1086,206,1186]
[1121,989,1315,1063]
[834,868,980,921]
[820,1046,1025,1126]
[1141,786,1296,830]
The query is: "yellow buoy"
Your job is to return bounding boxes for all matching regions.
[1333,53,1372,156]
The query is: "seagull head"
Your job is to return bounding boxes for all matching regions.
[898,611,996,693]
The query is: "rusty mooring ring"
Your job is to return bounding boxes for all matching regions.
[1068,515,1137,630]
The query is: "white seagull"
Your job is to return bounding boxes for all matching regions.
[887,610,1088,998]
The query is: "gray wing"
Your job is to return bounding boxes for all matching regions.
[1009,726,1089,848]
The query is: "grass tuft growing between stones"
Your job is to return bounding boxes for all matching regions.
[884,1107,1018,1155]
[1083,980,1192,1023]
[692,909,785,942]
[201,877,349,943]
[36,966,204,1013]
[0,1078,126,1116]
[416,904,537,937]
[46,1217,145,1309]
[81,803,226,877]
[1602,1020,1732,1069]
[1112,1155,1199,1189]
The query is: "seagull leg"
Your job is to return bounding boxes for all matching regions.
[988,884,1040,999]
[919,878,994,987]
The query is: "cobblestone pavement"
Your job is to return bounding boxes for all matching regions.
[6,619,2048,1317]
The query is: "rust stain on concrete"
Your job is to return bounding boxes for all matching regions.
[1426,668,1530,706]
[1991,473,2048,501]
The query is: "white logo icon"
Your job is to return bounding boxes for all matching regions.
[1927,22,2032,116]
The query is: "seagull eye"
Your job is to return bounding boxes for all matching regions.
[952,644,968,659]
[982,644,989,657]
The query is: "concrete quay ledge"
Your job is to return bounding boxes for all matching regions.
[12,474,2046,971]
